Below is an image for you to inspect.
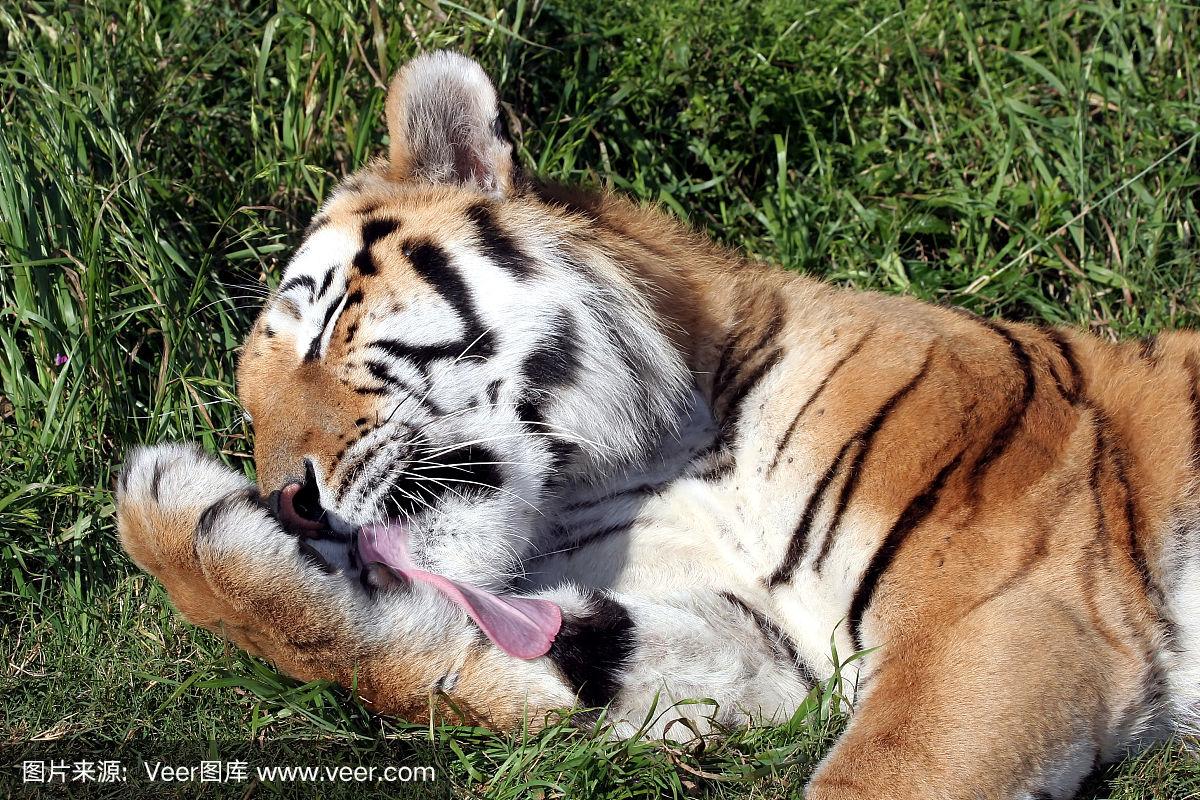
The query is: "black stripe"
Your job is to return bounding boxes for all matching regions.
[150,460,166,502]
[712,298,785,402]
[693,450,737,482]
[767,438,859,589]
[516,312,582,468]
[553,523,633,557]
[812,352,936,572]
[352,248,378,276]
[303,292,345,362]
[363,360,420,395]
[848,449,964,651]
[966,320,1035,502]
[196,489,258,541]
[370,337,461,365]
[770,350,934,587]
[1138,334,1159,365]
[362,218,402,246]
[523,312,580,389]
[352,218,403,276]
[548,591,635,708]
[467,203,533,279]
[562,483,660,512]
[404,240,496,360]
[1099,407,1176,642]
[767,326,875,475]
[304,215,330,237]
[719,348,784,442]
[720,592,817,686]
[297,540,336,574]
[711,327,753,400]
[279,275,316,297]
[486,379,503,407]
[379,443,505,517]
[546,438,580,472]
[1104,421,1141,565]
[966,517,1052,615]
[314,267,335,301]
[1041,326,1083,403]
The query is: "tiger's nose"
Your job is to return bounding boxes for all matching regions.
[278,459,326,532]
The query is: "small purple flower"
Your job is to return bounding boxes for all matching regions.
[54,353,68,366]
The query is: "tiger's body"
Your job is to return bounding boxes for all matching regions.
[117,51,1200,798]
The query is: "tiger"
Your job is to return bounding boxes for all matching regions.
[115,50,1200,799]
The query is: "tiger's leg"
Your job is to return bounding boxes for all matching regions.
[118,444,811,733]
[804,584,1152,800]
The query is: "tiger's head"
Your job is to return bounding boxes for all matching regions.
[238,52,701,589]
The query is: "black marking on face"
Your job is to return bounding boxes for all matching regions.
[403,240,496,360]
[353,249,378,276]
[364,360,422,396]
[304,292,346,362]
[486,378,503,407]
[546,438,580,471]
[315,267,336,301]
[467,202,534,280]
[363,218,402,248]
[279,275,317,298]
[548,590,635,708]
[297,540,336,574]
[523,312,580,390]
[514,313,580,466]
[351,218,402,277]
[381,442,505,518]
[371,337,462,366]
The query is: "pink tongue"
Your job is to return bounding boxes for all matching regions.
[358,524,562,660]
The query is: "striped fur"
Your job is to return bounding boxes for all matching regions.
[118,52,1200,799]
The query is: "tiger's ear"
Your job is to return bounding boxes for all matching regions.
[385,51,517,197]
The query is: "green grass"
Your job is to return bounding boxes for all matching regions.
[2,0,1199,796]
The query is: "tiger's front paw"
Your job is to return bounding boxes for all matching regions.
[116,444,363,662]
[116,443,256,599]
